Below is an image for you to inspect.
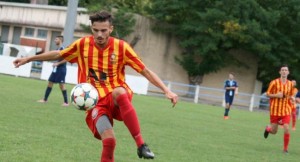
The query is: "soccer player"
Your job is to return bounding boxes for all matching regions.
[223,72,238,119]
[290,80,298,130]
[13,11,178,161]
[263,64,294,153]
[37,35,69,106]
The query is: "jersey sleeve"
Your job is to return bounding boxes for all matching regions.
[235,81,238,87]
[123,42,145,73]
[266,80,275,96]
[296,91,300,98]
[59,39,81,63]
[224,80,227,89]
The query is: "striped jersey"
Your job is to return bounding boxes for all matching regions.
[59,36,145,98]
[267,78,294,116]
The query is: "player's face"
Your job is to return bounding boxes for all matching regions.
[91,21,113,48]
[279,67,289,78]
[54,38,61,46]
[229,74,234,80]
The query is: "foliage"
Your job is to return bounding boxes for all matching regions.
[80,0,151,39]
[48,0,89,7]
[146,0,300,87]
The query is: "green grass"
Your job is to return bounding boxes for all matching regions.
[1,74,300,162]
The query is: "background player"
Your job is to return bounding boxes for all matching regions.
[290,80,298,130]
[263,64,294,153]
[223,72,238,119]
[37,35,69,106]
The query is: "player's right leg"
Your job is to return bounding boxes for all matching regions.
[37,82,54,103]
[264,123,278,138]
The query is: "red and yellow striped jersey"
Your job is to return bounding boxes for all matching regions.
[59,36,145,98]
[267,78,294,116]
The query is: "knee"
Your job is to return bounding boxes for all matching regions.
[101,128,115,139]
[112,87,127,99]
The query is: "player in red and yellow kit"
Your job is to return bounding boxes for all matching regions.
[13,11,178,162]
[290,80,298,130]
[263,64,294,153]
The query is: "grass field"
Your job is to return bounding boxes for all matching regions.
[1,74,300,162]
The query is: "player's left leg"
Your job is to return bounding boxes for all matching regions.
[59,83,69,106]
[112,87,154,159]
[282,116,291,153]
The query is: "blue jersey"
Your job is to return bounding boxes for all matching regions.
[48,46,66,83]
[56,46,66,71]
[224,80,238,97]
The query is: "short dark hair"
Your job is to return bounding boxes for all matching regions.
[280,64,289,70]
[89,11,113,24]
[56,35,64,42]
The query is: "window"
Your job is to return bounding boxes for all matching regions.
[1,25,10,43]
[25,28,34,37]
[37,29,47,38]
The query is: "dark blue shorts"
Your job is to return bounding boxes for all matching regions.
[225,94,234,105]
[48,68,66,83]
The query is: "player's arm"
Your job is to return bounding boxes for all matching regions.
[266,82,283,98]
[235,87,239,95]
[140,67,178,107]
[13,50,62,68]
[53,59,68,67]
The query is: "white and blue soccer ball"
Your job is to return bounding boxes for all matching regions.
[70,83,99,110]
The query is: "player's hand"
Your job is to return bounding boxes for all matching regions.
[165,91,178,107]
[13,57,29,68]
[52,62,59,67]
[277,92,283,98]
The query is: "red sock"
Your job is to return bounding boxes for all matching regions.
[101,138,116,162]
[283,133,290,151]
[116,93,144,147]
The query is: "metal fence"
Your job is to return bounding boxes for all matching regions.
[147,81,269,112]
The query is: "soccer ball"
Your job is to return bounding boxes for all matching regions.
[70,83,99,110]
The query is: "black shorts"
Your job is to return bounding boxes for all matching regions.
[225,94,234,105]
[48,68,66,83]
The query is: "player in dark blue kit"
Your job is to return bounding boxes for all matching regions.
[223,72,238,119]
[37,36,69,106]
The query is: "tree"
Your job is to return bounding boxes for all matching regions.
[146,0,300,90]
[81,0,150,46]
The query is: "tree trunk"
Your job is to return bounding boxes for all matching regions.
[186,75,203,98]
[130,34,141,48]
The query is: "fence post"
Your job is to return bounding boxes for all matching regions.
[249,94,255,112]
[167,81,172,90]
[194,85,200,103]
